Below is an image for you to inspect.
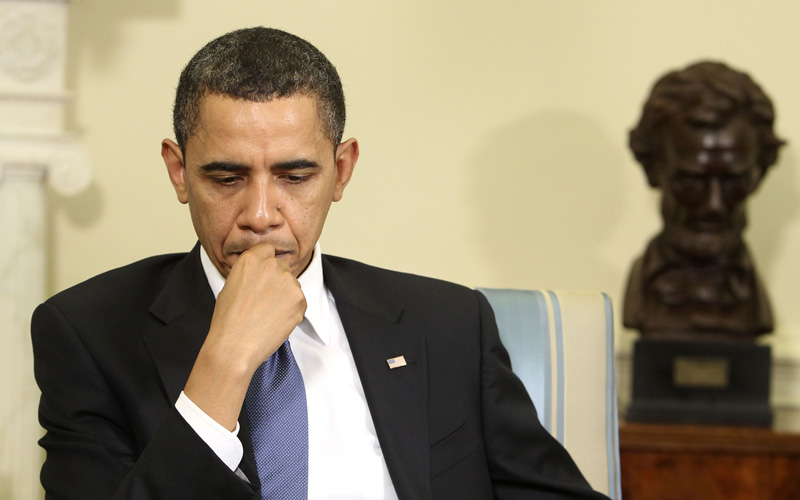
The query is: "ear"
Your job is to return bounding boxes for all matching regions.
[332,138,359,202]
[162,139,189,204]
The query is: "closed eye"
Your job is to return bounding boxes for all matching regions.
[199,161,249,186]
[273,158,320,185]
[211,176,243,186]
[281,174,312,184]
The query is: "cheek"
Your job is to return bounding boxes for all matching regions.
[190,197,239,244]
[662,193,686,218]
[290,201,321,235]
[288,193,332,239]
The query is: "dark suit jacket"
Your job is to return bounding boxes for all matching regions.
[32,244,607,499]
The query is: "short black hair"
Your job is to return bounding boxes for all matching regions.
[173,27,346,154]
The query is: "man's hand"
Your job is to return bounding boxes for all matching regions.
[183,243,307,430]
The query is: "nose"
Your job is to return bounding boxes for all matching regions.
[704,177,726,216]
[236,179,283,233]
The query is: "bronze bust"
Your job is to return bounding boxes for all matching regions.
[624,61,785,340]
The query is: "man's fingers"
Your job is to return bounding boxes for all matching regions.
[240,243,292,274]
[244,242,276,259]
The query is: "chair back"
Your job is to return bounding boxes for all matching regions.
[477,288,621,499]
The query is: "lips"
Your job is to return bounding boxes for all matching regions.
[230,249,291,256]
[686,214,728,233]
[689,221,725,233]
[227,244,294,257]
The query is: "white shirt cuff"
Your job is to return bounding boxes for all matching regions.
[175,391,244,471]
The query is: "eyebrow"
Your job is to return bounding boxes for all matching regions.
[199,161,249,173]
[198,158,322,173]
[272,158,322,171]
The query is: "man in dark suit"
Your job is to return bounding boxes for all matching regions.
[32,27,608,499]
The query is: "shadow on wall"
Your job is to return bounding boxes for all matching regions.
[67,0,181,67]
[64,0,181,136]
[54,0,182,225]
[748,147,799,281]
[44,0,181,291]
[466,110,627,291]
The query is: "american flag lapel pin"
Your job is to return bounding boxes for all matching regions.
[386,355,407,369]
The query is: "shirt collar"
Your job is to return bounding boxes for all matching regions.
[199,243,331,345]
[199,247,226,299]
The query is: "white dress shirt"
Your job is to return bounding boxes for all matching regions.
[175,244,399,499]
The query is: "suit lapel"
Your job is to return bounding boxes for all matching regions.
[323,256,432,500]
[142,243,258,480]
[144,244,215,404]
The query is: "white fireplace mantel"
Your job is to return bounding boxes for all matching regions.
[0,1,90,499]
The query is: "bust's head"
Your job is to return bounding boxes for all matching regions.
[629,61,784,260]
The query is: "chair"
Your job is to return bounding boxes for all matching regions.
[476,288,622,500]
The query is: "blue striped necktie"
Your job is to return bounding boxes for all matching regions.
[245,340,308,499]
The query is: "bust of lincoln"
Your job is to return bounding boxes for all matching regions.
[624,61,785,340]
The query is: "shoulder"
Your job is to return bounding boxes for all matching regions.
[32,251,197,359]
[321,254,483,311]
[323,253,473,291]
[43,251,190,316]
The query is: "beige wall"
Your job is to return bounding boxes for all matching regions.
[54,0,800,359]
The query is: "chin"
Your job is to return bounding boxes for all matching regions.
[665,228,743,260]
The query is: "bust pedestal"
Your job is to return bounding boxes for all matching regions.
[627,338,772,427]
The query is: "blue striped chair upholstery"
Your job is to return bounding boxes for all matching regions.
[477,289,621,500]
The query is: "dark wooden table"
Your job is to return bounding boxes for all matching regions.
[620,423,800,500]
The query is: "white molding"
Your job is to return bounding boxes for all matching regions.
[0,7,59,82]
[0,137,91,195]
[1,1,69,4]
[0,1,85,498]
[0,90,70,100]
[0,1,68,94]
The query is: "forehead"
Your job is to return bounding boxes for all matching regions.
[181,94,334,168]
[666,114,757,151]
[191,92,327,143]
[663,115,758,173]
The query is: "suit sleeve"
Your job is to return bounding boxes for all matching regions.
[31,301,257,500]
[475,292,610,499]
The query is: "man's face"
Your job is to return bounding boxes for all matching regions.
[162,94,358,278]
[657,114,762,259]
